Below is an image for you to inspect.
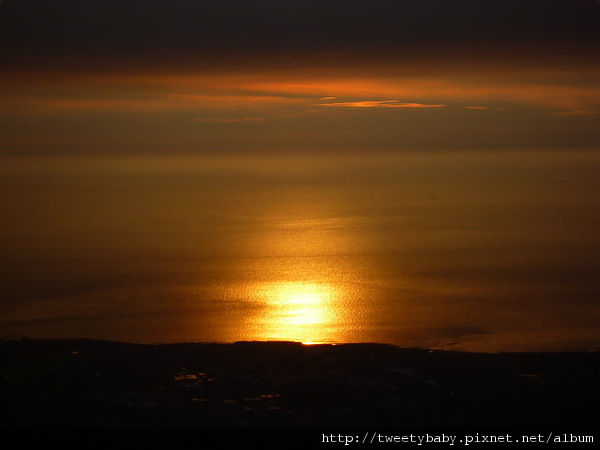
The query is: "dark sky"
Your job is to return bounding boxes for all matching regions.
[2,0,599,67]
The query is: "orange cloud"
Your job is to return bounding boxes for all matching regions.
[193,117,267,123]
[1,64,599,118]
[319,100,445,108]
[0,92,308,116]
[168,93,307,110]
[553,110,600,117]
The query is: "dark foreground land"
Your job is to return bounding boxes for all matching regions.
[0,339,598,427]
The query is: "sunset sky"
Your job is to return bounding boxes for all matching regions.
[1,1,599,351]
[1,0,599,155]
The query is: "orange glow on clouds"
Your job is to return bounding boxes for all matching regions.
[1,63,599,118]
[193,117,267,123]
[553,110,600,117]
[319,100,445,108]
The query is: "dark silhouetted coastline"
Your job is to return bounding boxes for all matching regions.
[0,339,597,427]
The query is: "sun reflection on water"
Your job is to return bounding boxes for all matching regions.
[252,281,342,344]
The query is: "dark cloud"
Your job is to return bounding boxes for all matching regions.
[1,0,599,67]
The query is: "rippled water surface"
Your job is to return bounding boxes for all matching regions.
[2,150,599,351]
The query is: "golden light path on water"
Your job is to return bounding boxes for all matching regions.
[220,175,369,345]
[251,281,342,345]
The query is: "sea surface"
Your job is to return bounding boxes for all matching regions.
[1,149,599,352]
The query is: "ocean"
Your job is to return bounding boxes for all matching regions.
[1,149,599,352]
